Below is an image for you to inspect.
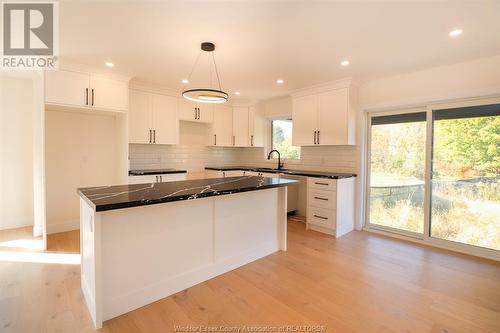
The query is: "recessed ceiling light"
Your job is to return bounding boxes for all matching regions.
[105,62,114,68]
[181,79,189,84]
[276,79,284,84]
[234,91,241,95]
[340,60,350,67]
[449,29,463,37]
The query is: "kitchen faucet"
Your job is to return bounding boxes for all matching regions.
[267,150,284,170]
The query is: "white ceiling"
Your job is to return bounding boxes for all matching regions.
[59,1,500,101]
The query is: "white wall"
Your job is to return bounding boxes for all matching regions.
[0,76,35,230]
[45,109,121,234]
[358,55,500,110]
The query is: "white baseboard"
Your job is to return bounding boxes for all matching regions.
[47,219,79,234]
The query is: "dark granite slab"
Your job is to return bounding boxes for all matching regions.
[129,168,187,176]
[205,166,356,179]
[78,176,297,212]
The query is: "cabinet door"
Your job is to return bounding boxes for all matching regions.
[210,105,233,146]
[198,104,213,123]
[45,70,90,107]
[151,94,179,145]
[179,99,198,121]
[292,95,317,146]
[129,90,152,144]
[232,107,249,147]
[318,88,349,145]
[128,175,157,184]
[90,75,128,112]
[248,106,265,147]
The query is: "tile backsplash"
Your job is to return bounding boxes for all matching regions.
[129,144,239,171]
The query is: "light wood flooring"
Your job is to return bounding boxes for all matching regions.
[0,220,499,333]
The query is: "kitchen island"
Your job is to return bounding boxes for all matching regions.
[78,176,296,329]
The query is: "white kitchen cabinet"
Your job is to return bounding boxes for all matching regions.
[151,93,179,145]
[45,69,129,112]
[129,89,151,144]
[209,105,233,146]
[127,175,157,184]
[232,107,249,147]
[292,86,356,146]
[248,106,265,147]
[292,95,318,146]
[89,75,129,111]
[306,177,355,237]
[128,173,186,184]
[179,100,213,123]
[128,89,179,145]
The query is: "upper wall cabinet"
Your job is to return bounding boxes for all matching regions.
[179,99,214,123]
[45,69,129,112]
[248,106,265,147]
[129,89,179,145]
[208,105,233,146]
[207,105,265,147]
[292,82,357,146]
[232,107,249,147]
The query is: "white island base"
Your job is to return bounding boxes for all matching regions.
[80,187,288,329]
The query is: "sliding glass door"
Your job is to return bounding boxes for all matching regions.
[367,102,500,255]
[431,105,500,251]
[367,111,426,235]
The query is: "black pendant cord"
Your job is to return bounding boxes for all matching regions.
[211,52,223,91]
[186,51,202,82]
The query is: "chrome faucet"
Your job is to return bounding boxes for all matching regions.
[267,150,284,170]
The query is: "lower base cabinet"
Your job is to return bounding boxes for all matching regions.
[128,173,186,184]
[306,177,355,237]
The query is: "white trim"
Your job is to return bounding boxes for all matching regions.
[46,219,79,234]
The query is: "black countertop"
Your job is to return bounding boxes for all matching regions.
[129,168,187,176]
[78,176,297,212]
[205,166,356,179]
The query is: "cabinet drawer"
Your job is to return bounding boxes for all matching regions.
[308,189,336,209]
[307,206,336,229]
[308,177,337,191]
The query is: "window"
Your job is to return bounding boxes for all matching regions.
[431,105,500,251]
[368,112,426,234]
[271,119,300,160]
[366,103,500,255]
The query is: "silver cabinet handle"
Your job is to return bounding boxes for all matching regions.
[251,135,254,146]
[313,214,328,220]
[314,197,328,201]
[214,134,217,145]
[91,89,94,106]
[317,131,320,144]
[313,131,317,144]
[149,130,152,143]
[153,130,156,143]
[85,88,89,105]
[314,182,329,186]
[197,108,200,120]
[160,175,162,182]
[233,135,235,146]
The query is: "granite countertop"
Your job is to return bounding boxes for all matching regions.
[129,168,187,176]
[78,176,297,212]
[205,166,356,179]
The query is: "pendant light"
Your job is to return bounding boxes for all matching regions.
[182,42,228,104]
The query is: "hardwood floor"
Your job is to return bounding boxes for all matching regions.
[1,220,499,333]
